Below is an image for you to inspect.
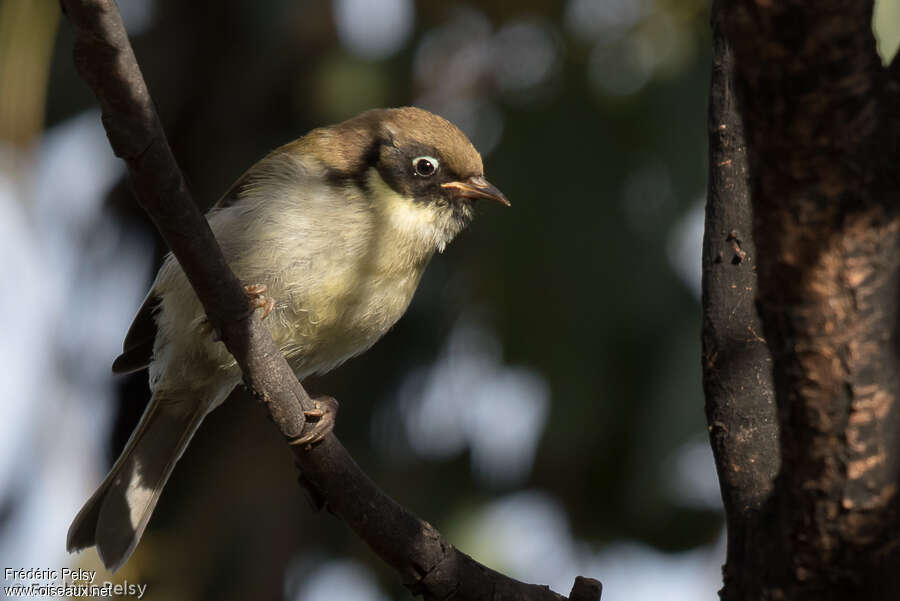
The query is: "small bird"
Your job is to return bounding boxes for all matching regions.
[67,107,508,572]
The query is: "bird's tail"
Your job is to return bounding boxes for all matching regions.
[66,396,208,572]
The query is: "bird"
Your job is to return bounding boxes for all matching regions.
[66,107,509,572]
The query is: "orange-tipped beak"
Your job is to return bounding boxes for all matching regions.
[441,176,510,207]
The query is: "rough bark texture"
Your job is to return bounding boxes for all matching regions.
[708,0,900,599]
[702,2,779,598]
[59,1,601,599]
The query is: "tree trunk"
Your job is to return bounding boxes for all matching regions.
[704,0,900,599]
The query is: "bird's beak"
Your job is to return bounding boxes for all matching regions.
[441,176,511,207]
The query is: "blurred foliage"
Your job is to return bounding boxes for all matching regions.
[0,0,58,146]
[30,0,727,598]
[874,0,900,65]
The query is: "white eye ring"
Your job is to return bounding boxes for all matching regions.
[412,156,439,177]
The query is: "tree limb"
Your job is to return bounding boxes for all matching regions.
[717,0,900,598]
[59,0,601,599]
[702,2,779,598]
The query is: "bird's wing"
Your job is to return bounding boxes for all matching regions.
[213,144,295,210]
[213,139,312,210]
[113,148,301,374]
[113,159,258,375]
[111,291,160,374]
[213,169,249,209]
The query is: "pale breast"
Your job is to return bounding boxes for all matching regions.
[277,261,426,377]
[151,156,441,391]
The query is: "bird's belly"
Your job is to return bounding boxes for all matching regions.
[271,266,424,378]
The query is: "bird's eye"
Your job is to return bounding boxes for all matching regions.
[413,156,438,177]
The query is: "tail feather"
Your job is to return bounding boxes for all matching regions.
[67,397,207,572]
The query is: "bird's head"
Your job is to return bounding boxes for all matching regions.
[301,107,509,253]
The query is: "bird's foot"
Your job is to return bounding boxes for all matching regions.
[197,283,274,340]
[290,396,339,448]
[244,283,275,320]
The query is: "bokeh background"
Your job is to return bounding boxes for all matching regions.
[1,1,898,600]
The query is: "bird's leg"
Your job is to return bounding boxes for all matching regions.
[244,283,275,320]
[290,396,339,448]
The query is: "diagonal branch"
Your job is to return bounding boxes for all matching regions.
[59,1,601,599]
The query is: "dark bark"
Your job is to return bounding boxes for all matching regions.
[59,1,601,599]
[890,44,900,83]
[702,2,779,598]
[708,0,900,599]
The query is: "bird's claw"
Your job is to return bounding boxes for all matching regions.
[200,283,274,340]
[290,396,339,448]
[245,284,275,320]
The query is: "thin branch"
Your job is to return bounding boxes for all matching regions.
[59,1,601,599]
[702,2,778,598]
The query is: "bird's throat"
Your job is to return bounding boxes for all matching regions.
[366,168,459,260]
